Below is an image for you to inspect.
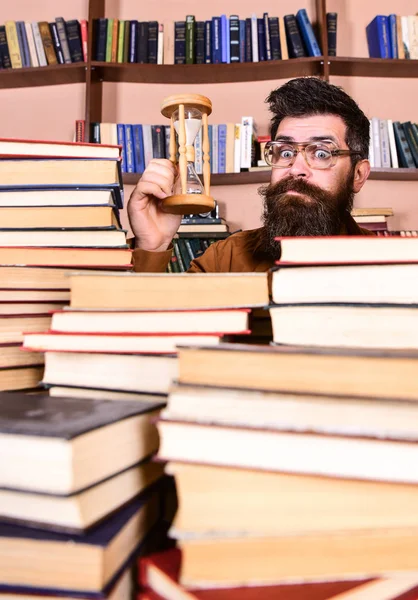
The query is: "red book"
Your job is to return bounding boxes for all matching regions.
[80,19,88,61]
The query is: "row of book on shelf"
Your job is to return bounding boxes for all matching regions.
[4,214,418,598]
[368,118,418,169]
[0,18,87,69]
[93,10,337,65]
[76,117,256,174]
[366,13,418,59]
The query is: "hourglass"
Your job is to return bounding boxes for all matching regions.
[160,93,216,215]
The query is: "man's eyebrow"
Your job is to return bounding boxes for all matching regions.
[274,135,340,144]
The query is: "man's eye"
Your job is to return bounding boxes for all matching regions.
[314,149,331,160]
[280,149,294,159]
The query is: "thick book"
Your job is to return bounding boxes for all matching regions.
[55,17,72,63]
[0,313,52,344]
[366,15,390,58]
[0,246,132,268]
[283,14,306,58]
[137,21,149,63]
[0,490,161,593]
[65,19,84,63]
[67,272,269,310]
[326,12,337,56]
[0,137,121,158]
[0,365,43,391]
[174,21,186,64]
[0,205,121,229]
[0,184,121,209]
[0,228,127,248]
[0,392,164,494]
[296,8,321,56]
[94,18,107,61]
[176,342,418,402]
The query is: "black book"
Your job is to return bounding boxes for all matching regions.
[0,392,164,495]
[403,121,418,167]
[327,12,338,56]
[65,19,83,63]
[147,20,158,64]
[49,22,65,64]
[174,21,186,64]
[0,25,11,68]
[245,18,252,62]
[284,14,307,58]
[94,18,107,61]
[151,125,166,159]
[195,21,205,64]
[137,21,149,63]
[257,18,266,61]
[268,17,281,60]
[229,15,240,62]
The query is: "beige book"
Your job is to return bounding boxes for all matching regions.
[278,16,288,59]
[5,21,22,68]
[396,15,405,58]
[163,21,174,64]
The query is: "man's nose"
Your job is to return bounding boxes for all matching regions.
[288,150,311,178]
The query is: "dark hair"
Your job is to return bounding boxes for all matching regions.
[266,77,370,163]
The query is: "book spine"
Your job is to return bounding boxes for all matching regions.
[250,14,258,62]
[368,120,375,167]
[117,20,125,62]
[234,123,241,173]
[91,122,101,143]
[408,15,418,60]
[16,21,30,67]
[220,15,228,63]
[194,128,202,174]
[55,17,72,63]
[20,21,33,66]
[229,15,240,62]
[129,20,138,63]
[80,19,88,61]
[388,14,398,59]
[5,21,22,68]
[239,20,246,62]
[278,17,289,59]
[95,18,107,61]
[240,116,253,168]
[195,21,205,64]
[163,22,174,65]
[132,124,145,173]
[211,17,221,64]
[217,124,227,174]
[379,119,391,168]
[268,17,281,60]
[31,22,47,66]
[0,26,12,68]
[326,12,337,56]
[157,23,164,64]
[124,125,135,173]
[116,124,127,173]
[147,20,158,63]
[137,21,149,63]
[49,22,65,64]
[296,9,321,57]
[371,117,381,168]
[75,119,85,142]
[185,15,196,64]
[66,20,83,63]
[284,14,306,58]
[379,16,391,58]
[142,125,154,167]
[212,124,218,173]
[401,16,410,59]
[403,122,418,167]
[177,238,192,270]
[245,18,252,62]
[38,21,57,65]
[393,122,415,168]
[25,22,39,67]
[386,119,399,168]
[105,18,113,62]
[257,18,266,61]
[151,125,166,159]
[111,19,119,62]
[204,20,211,63]
[264,13,272,60]
[174,21,186,64]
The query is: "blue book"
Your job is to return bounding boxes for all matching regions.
[95,18,107,61]
[16,21,30,67]
[174,21,186,64]
[116,124,127,174]
[257,18,266,61]
[296,9,321,57]
[129,20,138,62]
[204,20,211,63]
[123,125,135,173]
[366,15,390,58]
[239,20,246,62]
[218,124,227,174]
[211,17,221,63]
[220,15,228,63]
[388,14,398,59]
[132,124,145,173]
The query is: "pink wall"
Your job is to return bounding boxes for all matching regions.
[0,0,417,233]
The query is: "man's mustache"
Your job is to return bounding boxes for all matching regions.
[266,177,327,199]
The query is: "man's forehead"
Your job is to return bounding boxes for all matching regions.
[275,115,347,142]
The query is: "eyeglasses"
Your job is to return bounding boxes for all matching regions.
[264,140,361,170]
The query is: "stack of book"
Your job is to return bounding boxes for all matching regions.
[0,137,131,392]
[351,207,393,232]
[23,272,269,401]
[0,390,168,599]
[139,235,418,594]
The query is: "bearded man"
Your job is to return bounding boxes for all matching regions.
[129,77,373,274]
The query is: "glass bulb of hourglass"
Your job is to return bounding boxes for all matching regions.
[173,106,204,195]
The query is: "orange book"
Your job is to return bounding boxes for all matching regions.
[111,19,119,62]
[80,19,88,61]
[38,21,57,65]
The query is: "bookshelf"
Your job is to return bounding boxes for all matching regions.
[0,0,417,232]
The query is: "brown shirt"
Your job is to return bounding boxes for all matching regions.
[132,213,374,274]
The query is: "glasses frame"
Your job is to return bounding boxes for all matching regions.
[264,140,362,170]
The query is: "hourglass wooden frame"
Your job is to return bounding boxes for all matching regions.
[160,93,216,215]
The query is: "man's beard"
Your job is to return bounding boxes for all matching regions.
[259,175,354,259]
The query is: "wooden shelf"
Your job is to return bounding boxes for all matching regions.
[91,57,323,84]
[329,57,418,78]
[0,63,87,89]
[123,168,418,187]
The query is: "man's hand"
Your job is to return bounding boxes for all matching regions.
[127,159,182,251]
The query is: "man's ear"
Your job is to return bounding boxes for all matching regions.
[352,159,371,193]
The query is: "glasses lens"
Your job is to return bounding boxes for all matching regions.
[305,144,334,169]
[265,143,296,167]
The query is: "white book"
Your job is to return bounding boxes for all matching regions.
[371,117,381,168]
[251,14,259,62]
[234,124,241,173]
[368,120,374,167]
[379,119,391,168]
[142,125,153,168]
[387,120,399,169]
[212,124,218,174]
[240,116,254,169]
[407,16,418,60]
[25,22,38,67]
[194,128,202,175]
[401,16,411,58]
[157,24,164,64]
[31,22,47,67]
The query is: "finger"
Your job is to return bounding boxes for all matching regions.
[139,172,174,197]
[131,181,170,202]
[147,158,177,176]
